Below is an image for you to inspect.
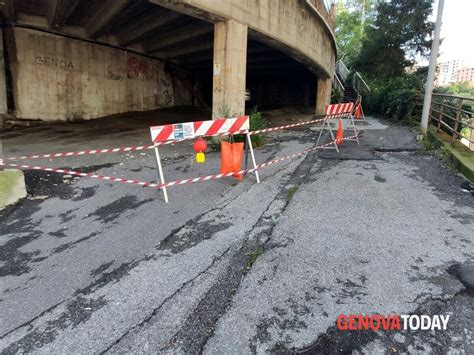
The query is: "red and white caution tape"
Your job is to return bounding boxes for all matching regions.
[1,162,161,188]
[4,144,158,162]
[0,135,357,190]
[3,115,346,162]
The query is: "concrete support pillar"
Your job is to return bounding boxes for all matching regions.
[0,29,7,170]
[316,78,331,116]
[212,19,247,118]
[0,29,8,116]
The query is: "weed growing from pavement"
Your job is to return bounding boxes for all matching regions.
[423,139,457,172]
[233,107,268,148]
[246,248,264,268]
[286,185,299,201]
[421,138,434,151]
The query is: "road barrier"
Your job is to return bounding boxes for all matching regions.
[149,116,259,203]
[0,105,363,202]
[316,102,357,152]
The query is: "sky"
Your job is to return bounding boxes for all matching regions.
[435,0,474,66]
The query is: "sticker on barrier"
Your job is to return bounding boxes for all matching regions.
[150,116,260,203]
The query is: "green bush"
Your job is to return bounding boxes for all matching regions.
[248,107,267,147]
[362,71,425,122]
[331,87,342,103]
[233,107,267,148]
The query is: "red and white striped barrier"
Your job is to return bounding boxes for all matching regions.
[316,102,356,152]
[326,102,354,115]
[149,115,260,203]
[151,116,250,142]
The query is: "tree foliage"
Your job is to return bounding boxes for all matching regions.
[335,0,374,65]
[334,0,435,120]
[364,69,427,121]
[352,0,434,79]
[435,82,474,98]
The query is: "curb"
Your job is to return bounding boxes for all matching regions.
[427,125,474,183]
[0,169,27,210]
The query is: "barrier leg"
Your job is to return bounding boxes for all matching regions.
[154,146,169,203]
[246,133,260,183]
[350,115,360,144]
[315,117,327,146]
[317,118,339,153]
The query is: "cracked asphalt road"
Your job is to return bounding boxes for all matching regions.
[0,113,473,354]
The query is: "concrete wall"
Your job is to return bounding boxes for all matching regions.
[6,27,177,121]
[153,0,336,78]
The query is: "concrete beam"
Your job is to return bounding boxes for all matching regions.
[0,0,15,21]
[154,38,213,59]
[176,51,213,65]
[247,63,302,71]
[247,46,279,55]
[0,28,7,115]
[150,0,336,78]
[85,0,130,38]
[145,22,212,53]
[116,9,182,47]
[247,55,290,64]
[47,0,80,30]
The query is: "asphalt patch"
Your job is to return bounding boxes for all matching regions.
[88,195,153,223]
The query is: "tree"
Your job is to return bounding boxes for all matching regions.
[335,0,375,65]
[352,0,434,78]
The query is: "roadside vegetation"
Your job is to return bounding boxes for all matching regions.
[286,185,299,201]
[435,82,474,98]
[335,0,434,121]
[231,106,268,148]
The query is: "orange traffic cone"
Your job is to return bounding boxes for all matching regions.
[355,104,362,119]
[336,119,343,145]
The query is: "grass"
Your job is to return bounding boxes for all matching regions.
[286,185,299,201]
[246,247,264,268]
[421,138,434,151]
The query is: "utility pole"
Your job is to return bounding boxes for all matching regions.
[420,0,444,136]
[0,27,6,171]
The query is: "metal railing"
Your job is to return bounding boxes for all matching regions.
[336,60,350,83]
[353,71,371,94]
[429,93,474,150]
[332,72,345,93]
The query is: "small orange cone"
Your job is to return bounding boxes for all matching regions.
[336,119,343,145]
[355,104,362,119]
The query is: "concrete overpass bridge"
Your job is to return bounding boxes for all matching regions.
[0,0,336,122]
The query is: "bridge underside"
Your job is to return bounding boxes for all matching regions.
[0,0,335,121]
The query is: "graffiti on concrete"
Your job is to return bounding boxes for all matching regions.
[127,56,162,81]
[34,56,74,70]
